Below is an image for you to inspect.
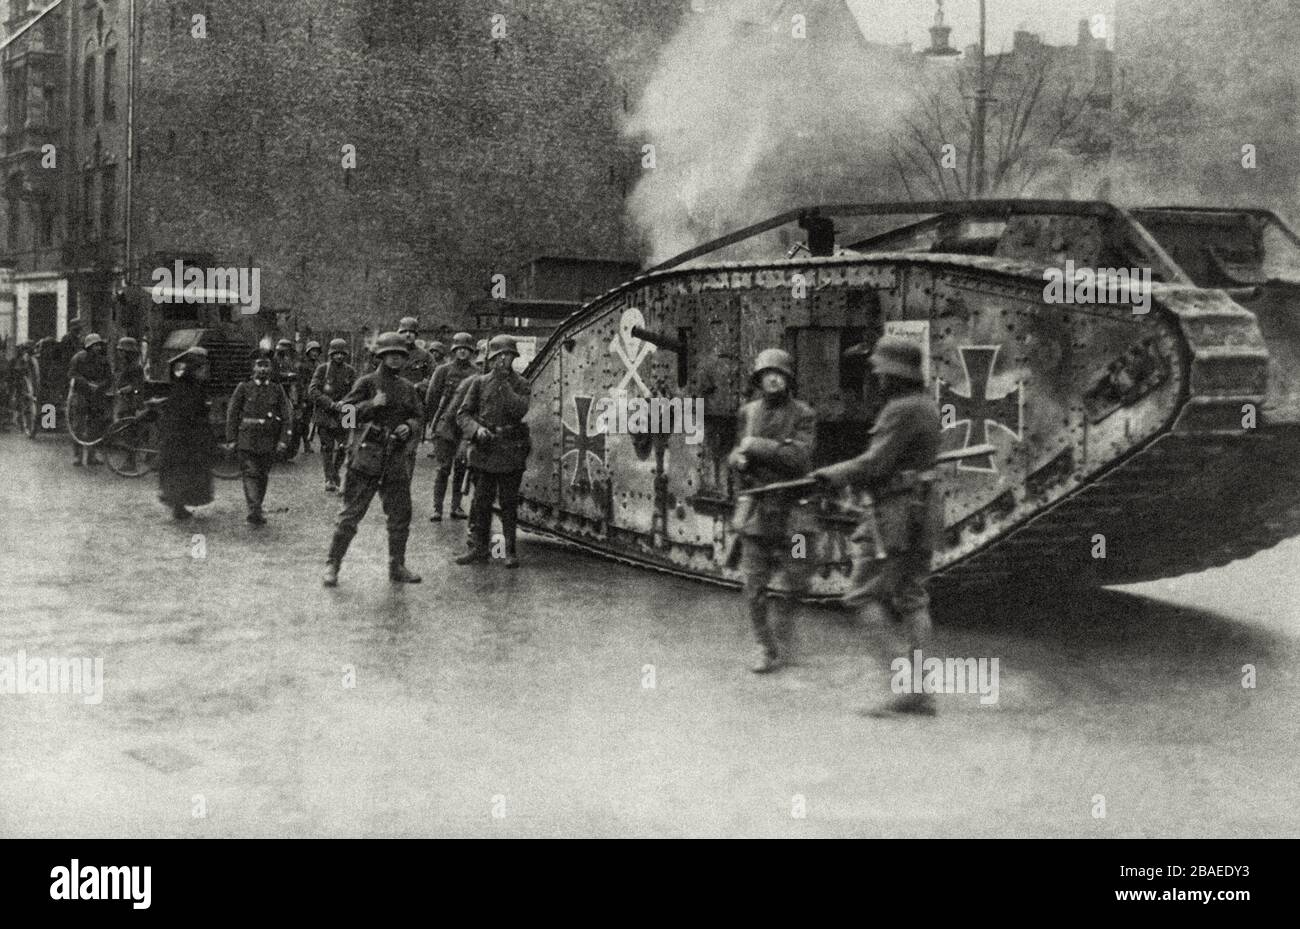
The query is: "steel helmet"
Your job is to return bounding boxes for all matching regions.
[116,336,140,353]
[451,332,474,350]
[398,316,419,333]
[751,347,795,384]
[866,335,924,382]
[328,338,349,355]
[486,334,518,363]
[305,340,322,354]
[429,340,447,356]
[83,333,107,350]
[373,331,409,357]
[275,338,293,351]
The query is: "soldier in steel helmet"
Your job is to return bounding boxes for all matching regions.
[424,332,477,521]
[396,316,437,389]
[225,349,293,526]
[810,334,941,717]
[322,331,425,586]
[455,334,531,567]
[292,340,323,456]
[68,333,113,466]
[309,338,358,493]
[727,347,818,674]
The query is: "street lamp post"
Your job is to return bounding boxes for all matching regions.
[973,0,987,196]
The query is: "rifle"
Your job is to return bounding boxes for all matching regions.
[737,444,996,498]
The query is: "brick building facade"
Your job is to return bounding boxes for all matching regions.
[0,0,686,348]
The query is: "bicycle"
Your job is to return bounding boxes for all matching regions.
[99,402,242,480]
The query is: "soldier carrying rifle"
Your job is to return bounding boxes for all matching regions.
[321,331,424,587]
[808,335,942,717]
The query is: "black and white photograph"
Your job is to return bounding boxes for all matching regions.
[0,0,1295,869]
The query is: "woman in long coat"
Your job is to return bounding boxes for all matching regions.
[156,346,215,519]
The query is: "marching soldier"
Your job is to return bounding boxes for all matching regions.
[309,338,358,493]
[68,333,113,466]
[727,348,817,673]
[292,340,323,455]
[396,317,437,388]
[322,331,424,587]
[424,332,477,521]
[112,337,147,421]
[809,335,941,717]
[455,335,530,568]
[226,350,292,526]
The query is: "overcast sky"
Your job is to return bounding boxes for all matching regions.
[846,0,1120,50]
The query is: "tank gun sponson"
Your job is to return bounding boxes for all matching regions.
[519,200,1300,602]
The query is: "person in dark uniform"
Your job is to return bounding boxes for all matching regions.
[156,346,215,520]
[322,331,424,587]
[397,317,436,388]
[226,350,292,526]
[424,332,477,521]
[292,341,322,456]
[68,333,113,466]
[727,348,818,673]
[271,339,299,454]
[111,337,146,422]
[455,335,531,568]
[810,335,941,717]
[309,338,357,493]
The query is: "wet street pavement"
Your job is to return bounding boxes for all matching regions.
[2,429,1298,837]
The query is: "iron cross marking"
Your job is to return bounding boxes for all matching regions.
[561,395,607,488]
[937,345,1023,473]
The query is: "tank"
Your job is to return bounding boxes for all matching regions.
[517,200,1300,599]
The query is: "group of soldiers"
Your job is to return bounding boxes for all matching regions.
[214,316,531,586]
[66,331,146,466]
[48,317,941,716]
[728,335,940,717]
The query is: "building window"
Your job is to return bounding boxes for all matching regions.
[101,165,116,238]
[82,173,94,237]
[37,197,53,247]
[6,66,26,129]
[82,57,95,126]
[6,198,20,253]
[103,47,117,120]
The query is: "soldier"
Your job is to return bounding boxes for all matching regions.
[68,333,113,466]
[396,316,437,388]
[428,340,447,369]
[112,337,146,422]
[322,331,424,587]
[455,335,531,567]
[424,332,477,521]
[309,338,358,493]
[809,335,941,717]
[157,346,215,520]
[293,340,323,455]
[226,350,292,526]
[272,338,300,455]
[727,348,817,673]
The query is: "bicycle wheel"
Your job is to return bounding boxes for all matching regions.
[104,419,160,478]
[20,372,41,438]
[211,446,241,480]
[67,399,109,446]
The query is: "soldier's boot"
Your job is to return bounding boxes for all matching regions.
[862,691,937,718]
[430,468,449,522]
[388,534,421,583]
[502,512,520,568]
[449,479,466,519]
[772,609,797,666]
[748,598,783,674]
[323,530,353,586]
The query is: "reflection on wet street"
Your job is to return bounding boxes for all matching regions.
[2,432,1298,836]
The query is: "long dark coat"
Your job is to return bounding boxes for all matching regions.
[157,377,215,507]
